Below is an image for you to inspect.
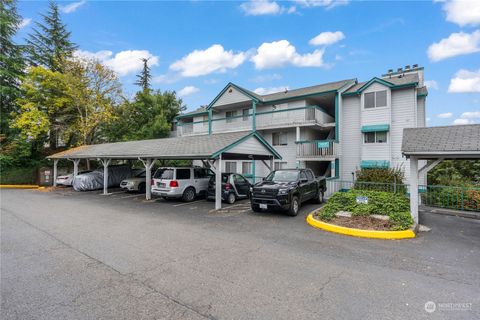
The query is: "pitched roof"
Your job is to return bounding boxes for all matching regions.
[343,73,419,95]
[417,86,428,97]
[48,131,281,160]
[402,124,480,157]
[176,106,208,119]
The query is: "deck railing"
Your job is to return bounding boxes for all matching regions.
[296,140,339,158]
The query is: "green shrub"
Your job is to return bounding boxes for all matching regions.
[354,167,406,193]
[0,166,38,184]
[316,190,413,230]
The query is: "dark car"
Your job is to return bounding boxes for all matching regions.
[207,173,251,204]
[250,168,326,216]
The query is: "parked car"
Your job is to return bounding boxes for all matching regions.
[151,167,215,202]
[120,170,149,193]
[55,170,91,186]
[250,168,326,216]
[72,165,135,191]
[206,173,251,204]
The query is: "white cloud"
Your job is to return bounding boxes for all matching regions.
[74,49,159,76]
[442,0,480,27]
[240,0,287,16]
[460,111,480,119]
[251,40,325,69]
[309,31,345,46]
[178,86,200,97]
[448,68,480,93]
[452,118,475,125]
[426,117,431,122]
[170,44,246,77]
[251,73,283,83]
[427,30,480,62]
[295,0,349,10]
[19,18,31,29]
[60,0,86,14]
[424,80,439,90]
[254,86,289,95]
[437,112,453,118]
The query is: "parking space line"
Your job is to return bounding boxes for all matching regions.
[120,194,144,199]
[172,199,206,207]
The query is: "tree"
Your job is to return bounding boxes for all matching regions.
[26,0,77,72]
[0,0,25,135]
[134,58,152,92]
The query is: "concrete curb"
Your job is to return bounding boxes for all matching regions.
[0,185,41,189]
[306,213,416,240]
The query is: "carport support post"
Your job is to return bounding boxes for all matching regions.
[142,158,156,200]
[409,156,419,226]
[100,158,111,195]
[215,154,222,210]
[53,159,58,187]
[73,159,80,177]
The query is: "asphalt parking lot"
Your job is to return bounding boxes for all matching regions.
[1,188,479,320]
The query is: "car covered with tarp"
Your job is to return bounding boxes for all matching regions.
[72,165,137,191]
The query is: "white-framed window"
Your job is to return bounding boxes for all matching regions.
[364,131,388,143]
[242,161,252,175]
[274,162,288,170]
[226,111,237,123]
[272,132,288,146]
[225,161,237,173]
[242,108,250,121]
[203,115,208,126]
[364,90,387,109]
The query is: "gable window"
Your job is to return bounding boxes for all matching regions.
[242,108,250,121]
[365,90,387,109]
[364,131,388,143]
[226,111,237,123]
[272,132,288,146]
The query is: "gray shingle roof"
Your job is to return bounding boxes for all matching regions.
[402,124,480,156]
[343,73,419,94]
[48,131,264,160]
[417,86,428,96]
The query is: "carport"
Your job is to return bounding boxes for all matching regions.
[402,124,480,226]
[48,131,282,210]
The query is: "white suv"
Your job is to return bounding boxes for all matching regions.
[151,167,215,202]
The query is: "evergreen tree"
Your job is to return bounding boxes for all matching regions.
[134,58,151,92]
[26,0,77,71]
[0,0,25,135]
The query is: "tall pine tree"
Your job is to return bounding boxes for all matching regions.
[0,0,25,135]
[26,0,77,72]
[134,58,151,92]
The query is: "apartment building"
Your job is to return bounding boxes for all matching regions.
[174,65,427,185]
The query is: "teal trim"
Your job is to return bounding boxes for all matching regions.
[341,77,419,96]
[361,124,390,133]
[317,141,330,148]
[255,105,326,115]
[210,132,282,160]
[417,92,428,97]
[252,101,256,131]
[263,89,337,104]
[357,77,394,91]
[295,139,335,144]
[335,93,339,142]
[207,82,259,110]
[360,160,390,169]
[176,111,208,119]
[208,109,212,135]
[335,159,340,178]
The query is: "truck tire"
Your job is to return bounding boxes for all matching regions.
[287,196,300,216]
[138,182,146,193]
[182,187,196,202]
[315,189,324,204]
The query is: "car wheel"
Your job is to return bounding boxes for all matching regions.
[315,189,324,204]
[138,183,146,193]
[287,196,300,216]
[227,192,236,204]
[182,187,196,202]
[251,203,261,212]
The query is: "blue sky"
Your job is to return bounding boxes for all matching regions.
[15,0,480,126]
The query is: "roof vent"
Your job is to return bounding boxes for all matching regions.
[284,88,288,94]
[413,64,418,68]
[405,65,410,70]
[397,67,403,72]
[388,69,393,74]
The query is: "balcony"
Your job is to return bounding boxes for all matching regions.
[296,140,340,159]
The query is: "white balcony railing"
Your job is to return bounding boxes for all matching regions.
[296,140,339,159]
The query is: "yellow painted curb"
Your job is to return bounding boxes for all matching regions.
[0,184,40,189]
[306,213,415,240]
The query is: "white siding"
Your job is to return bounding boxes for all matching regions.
[212,86,251,107]
[227,136,272,156]
[361,82,391,125]
[417,97,426,127]
[340,96,361,180]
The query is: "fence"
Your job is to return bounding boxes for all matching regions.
[325,179,480,212]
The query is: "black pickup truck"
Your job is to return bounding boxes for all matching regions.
[250,168,327,216]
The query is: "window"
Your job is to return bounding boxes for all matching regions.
[364,131,388,143]
[299,171,307,181]
[364,90,387,109]
[194,168,206,179]
[226,111,237,123]
[203,115,208,126]
[272,132,288,146]
[154,169,173,179]
[234,174,247,184]
[225,161,237,173]
[242,108,250,121]
[176,169,191,180]
[305,170,315,181]
[274,162,287,170]
[242,162,252,175]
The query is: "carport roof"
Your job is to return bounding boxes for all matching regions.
[402,124,480,159]
[48,131,282,160]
